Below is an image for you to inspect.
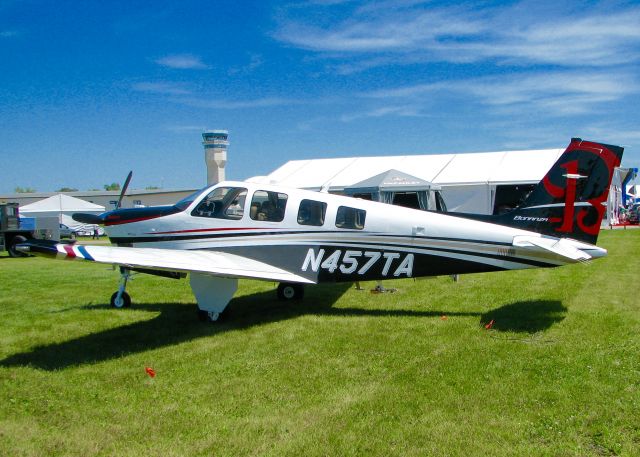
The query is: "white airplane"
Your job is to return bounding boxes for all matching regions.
[19,138,623,322]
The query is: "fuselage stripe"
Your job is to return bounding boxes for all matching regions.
[148,226,293,235]
[110,230,511,246]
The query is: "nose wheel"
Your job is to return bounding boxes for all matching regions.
[197,309,220,322]
[277,283,304,301]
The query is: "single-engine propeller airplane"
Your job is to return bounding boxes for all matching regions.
[18,138,623,322]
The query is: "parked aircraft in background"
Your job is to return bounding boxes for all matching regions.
[19,138,623,322]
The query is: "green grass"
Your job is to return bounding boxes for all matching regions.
[1,230,639,456]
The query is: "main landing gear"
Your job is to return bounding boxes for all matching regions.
[190,273,238,323]
[197,309,221,322]
[277,283,305,301]
[106,271,305,322]
[110,268,132,308]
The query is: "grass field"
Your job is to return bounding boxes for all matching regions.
[1,230,639,456]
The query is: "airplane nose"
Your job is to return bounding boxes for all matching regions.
[72,212,105,224]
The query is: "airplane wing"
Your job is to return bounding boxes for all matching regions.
[18,240,315,284]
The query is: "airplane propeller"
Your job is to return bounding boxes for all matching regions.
[116,171,133,210]
[72,171,133,224]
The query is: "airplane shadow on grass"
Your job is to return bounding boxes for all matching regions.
[0,283,567,371]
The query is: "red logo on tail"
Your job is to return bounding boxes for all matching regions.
[542,143,620,236]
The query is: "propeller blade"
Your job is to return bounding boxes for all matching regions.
[72,213,104,224]
[116,171,133,209]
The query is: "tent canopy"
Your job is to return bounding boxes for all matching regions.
[343,169,441,210]
[344,169,438,194]
[20,194,105,215]
[259,148,565,192]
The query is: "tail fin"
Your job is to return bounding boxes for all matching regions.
[495,138,623,244]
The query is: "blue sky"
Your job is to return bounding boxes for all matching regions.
[1,0,639,193]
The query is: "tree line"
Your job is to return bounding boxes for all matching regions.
[14,183,161,193]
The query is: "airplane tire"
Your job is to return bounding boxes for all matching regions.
[110,291,131,309]
[277,283,304,301]
[8,235,28,258]
[197,309,221,322]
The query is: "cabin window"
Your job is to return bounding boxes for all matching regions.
[335,206,366,230]
[192,187,247,220]
[250,190,288,222]
[297,199,327,226]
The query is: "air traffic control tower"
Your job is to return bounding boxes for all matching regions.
[202,130,228,185]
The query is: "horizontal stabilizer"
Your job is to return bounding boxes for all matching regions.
[512,235,592,262]
[17,240,315,284]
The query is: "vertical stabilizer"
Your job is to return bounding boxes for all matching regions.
[494,138,623,244]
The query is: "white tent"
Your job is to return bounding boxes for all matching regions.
[258,148,564,214]
[20,194,105,216]
[20,195,105,231]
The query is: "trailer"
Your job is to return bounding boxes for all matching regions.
[0,203,53,257]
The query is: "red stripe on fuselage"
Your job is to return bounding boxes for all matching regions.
[146,227,289,235]
[105,215,165,226]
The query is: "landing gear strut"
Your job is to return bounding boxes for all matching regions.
[277,283,304,301]
[110,268,132,308]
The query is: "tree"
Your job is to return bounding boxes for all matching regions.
[104,183,121,191]
[14,186,36,193]
[56,187,78,192]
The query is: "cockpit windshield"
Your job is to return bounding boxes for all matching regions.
[191,187,248,220]
[174,188,208,211]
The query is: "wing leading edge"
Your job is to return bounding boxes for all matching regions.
[17,240,314,284]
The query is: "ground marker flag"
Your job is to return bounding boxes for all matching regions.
[145,367,156,378]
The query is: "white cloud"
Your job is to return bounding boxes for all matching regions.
[0,30,18,38]
[274,2,640,68]
[276,7,484,53]
[582,124,640,146]
[442,10,640,67]
[165,125,208,133]
[175,96,299,109]
[131,82,191,95]
[155,54,210,69]
[367,70,638,116]
[340,105,422,122]
[228,54,265,75]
